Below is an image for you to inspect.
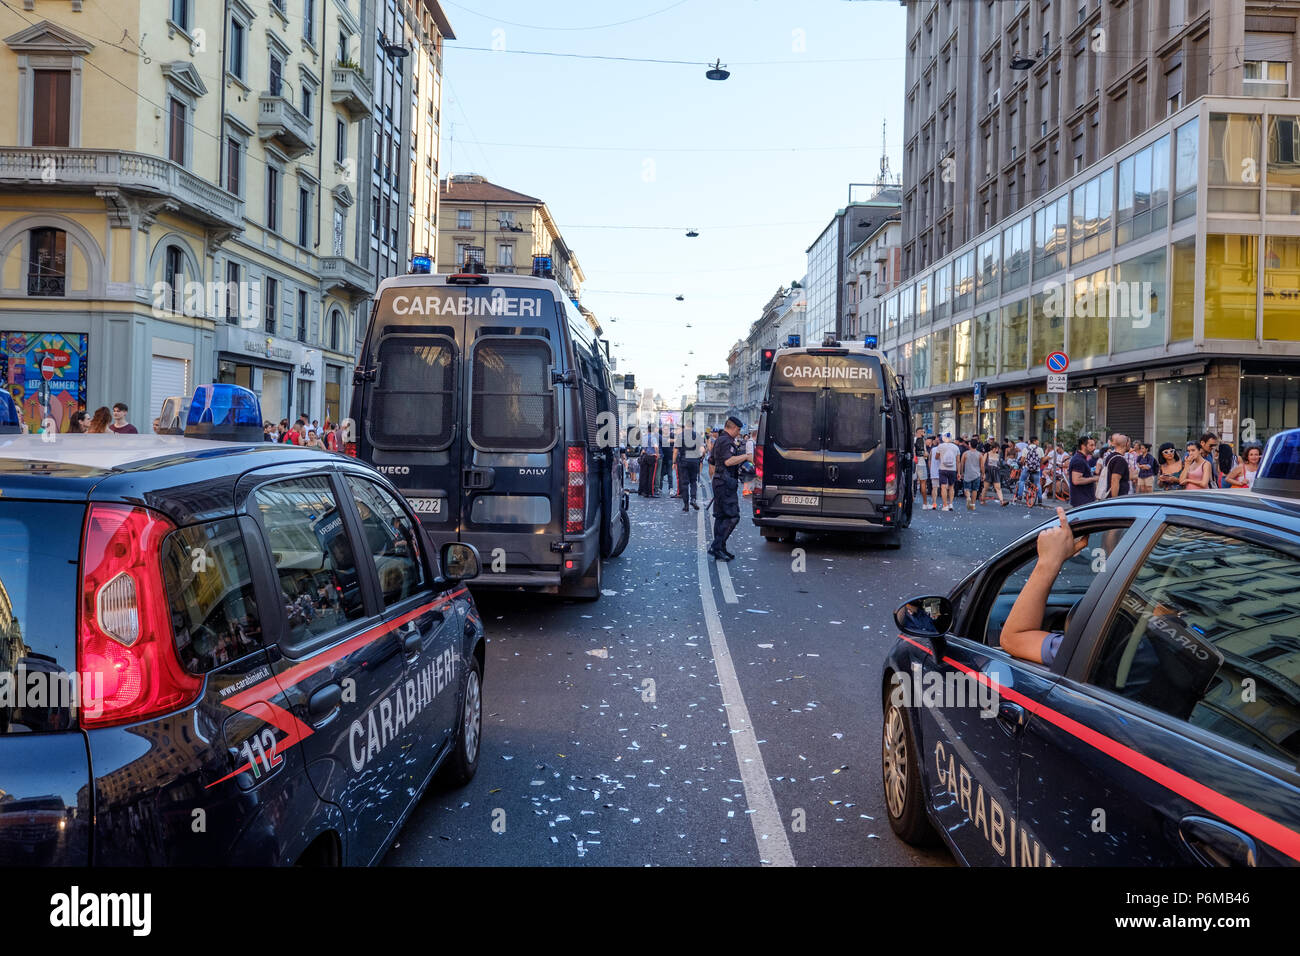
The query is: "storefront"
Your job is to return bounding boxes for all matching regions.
[979,396,999,439]
[1152,375,1206,450]
[935,397,956,437]
[214,327,308,425]
[0,331,88,432]
[1003,392,1027,442]
[1241,364,1300,444]
[957,396,976,438]
[324,363,344,425]
[1032,391,1057,445]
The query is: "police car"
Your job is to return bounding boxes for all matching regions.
[881,428,1300,866]
[0,385,486,866]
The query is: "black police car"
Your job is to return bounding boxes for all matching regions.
[881,428,1300,866]
[0,385,486,866]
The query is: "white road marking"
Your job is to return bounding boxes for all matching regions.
[716,556,739,604]
[695,506,795,867]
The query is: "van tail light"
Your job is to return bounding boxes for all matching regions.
[885,450,898,503]
[77,504,202,728]
[566,445,586,534]
[754,445,763,482]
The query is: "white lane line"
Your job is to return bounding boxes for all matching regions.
[695,506,795,867]
[716,555,739,604]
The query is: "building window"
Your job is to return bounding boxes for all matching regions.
[1208,113,1262,214]
[168,97,186,165]
[335,118,346,164]
[372,197,380,237]
[27,228,66,297]
[298,290,309,342]
[497,243,514,268]
[330,308,342,351]
[301,83,313,116]
[457,209,472,229]
[333,208,345,256]
[266,166,280,232]
[269,54,283,96]
[298,185,311,246]
[225,260,241,325]
[32,69,71,148]
[1070,168,1113,263]
[164,244,185,313]
[1174,117,1199,221]
[1205,234,1258,340]
[226,136,242,195]
[338,29,350,63]
[303,0,315,44]
[229,21,245,79]
[264,276,279,334]
[170,0,189,32]
[1117,135,1170,244]
[498,210,515,228]
[1244,60,1289,98]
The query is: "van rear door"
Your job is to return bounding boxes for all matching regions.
[820,353,886,519]
[460,292,563,579]
[764,352,827,514]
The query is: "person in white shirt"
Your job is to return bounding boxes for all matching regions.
[935,435,961,511]
[928,439,943,510]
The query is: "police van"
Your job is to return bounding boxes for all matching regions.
[348,259,630,600]
[751,339,913,546]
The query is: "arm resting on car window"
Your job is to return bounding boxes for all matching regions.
[1001,508,1088,664]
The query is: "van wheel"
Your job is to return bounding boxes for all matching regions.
[440,654,482,786]
[561,552,602,601]
[607,509,630,560]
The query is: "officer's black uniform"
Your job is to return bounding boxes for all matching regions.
[710,429,741,556]
[679,427,702,510]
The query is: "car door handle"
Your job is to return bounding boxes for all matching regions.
[308,684,342,721]
[995,701,1026,738]
[400,626,423,654]
[1179,815,1258,867]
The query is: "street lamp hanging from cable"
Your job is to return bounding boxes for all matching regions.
[705,59,730,81]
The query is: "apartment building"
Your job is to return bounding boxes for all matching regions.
[436,174,584,300]
[890,0,1300,448]
[804,191,902,344]
[0,0,404,430]
[846,213,902,339]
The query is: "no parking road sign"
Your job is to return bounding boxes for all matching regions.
[1046,351,1069,373]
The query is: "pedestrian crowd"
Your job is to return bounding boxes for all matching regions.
[262,415,343,451]
[911,426,1263,512]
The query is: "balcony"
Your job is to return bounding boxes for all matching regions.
[330,65,372,120]
[319,256,375,298]
[0,147,243,228]
[258,94,314,157]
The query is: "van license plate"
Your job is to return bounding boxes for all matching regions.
[408,497,443,514]
[782,495,819,507]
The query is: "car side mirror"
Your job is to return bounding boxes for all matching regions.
[440,542,481,582]
[894,595,953,639]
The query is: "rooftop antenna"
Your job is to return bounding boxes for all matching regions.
[878,118,893,186]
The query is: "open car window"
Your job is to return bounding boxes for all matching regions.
[972,521,1135,650]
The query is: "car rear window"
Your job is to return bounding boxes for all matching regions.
[161,518,264,673]
[0,502,83,734]
[370,335,456,450]
[470,338,555,451]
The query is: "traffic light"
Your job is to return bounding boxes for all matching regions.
[760,348,776,371]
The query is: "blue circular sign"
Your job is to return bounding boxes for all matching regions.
[1047,351,1069,372]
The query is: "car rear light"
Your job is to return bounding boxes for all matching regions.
[885,450,898,502]
[77,504,202,728]
[566,445,585,534]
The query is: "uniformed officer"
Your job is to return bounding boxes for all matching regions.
[709,415,752,561]
[678,424,703,512]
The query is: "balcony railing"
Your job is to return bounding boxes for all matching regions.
[330,65,372,119]
[319,256,376,297]
[258,94,314,157]
[0,147,243,227]
[26,273,65,297]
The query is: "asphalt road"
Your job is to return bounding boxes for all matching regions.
[383,484,1050,866]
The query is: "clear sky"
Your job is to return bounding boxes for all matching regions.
[438,0,907,407]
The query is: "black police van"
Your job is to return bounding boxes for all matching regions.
[752,340,912,546]
[348,263,630,600]
[0,386,486,866]
[882,428,1300,866]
